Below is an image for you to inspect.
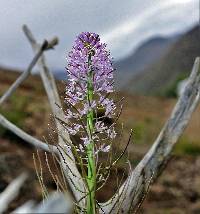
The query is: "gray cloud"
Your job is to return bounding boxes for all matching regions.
[0,0,198,72]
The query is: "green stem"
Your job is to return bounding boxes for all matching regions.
[86,54,96,214]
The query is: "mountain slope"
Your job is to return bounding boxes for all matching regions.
[124,25,200,95]
[114,36,176,89]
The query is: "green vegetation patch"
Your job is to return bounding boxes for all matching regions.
[161,73,188,98]
[174,136,200,156]
[0,95,30,136]
[133,122,146,142]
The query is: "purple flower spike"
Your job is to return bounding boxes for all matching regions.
[65,32,116,153]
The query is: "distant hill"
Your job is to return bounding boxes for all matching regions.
[124,25,200,95]
[114,36,177,89]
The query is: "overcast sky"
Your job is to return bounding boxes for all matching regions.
[0,0,199,71]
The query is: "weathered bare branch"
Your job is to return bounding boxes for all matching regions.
[34,192,73,213]
[0,114,57,153]
[0,172,28,214]
[22,25,86,206]
[11,200,35,214]
[101,57,200,213]
[12,192,73,214]
[22,25,62,116]
[0,38,58,106]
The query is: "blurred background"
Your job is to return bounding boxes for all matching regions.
[0,0,200,213]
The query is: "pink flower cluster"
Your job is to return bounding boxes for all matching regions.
[65,32,116,153]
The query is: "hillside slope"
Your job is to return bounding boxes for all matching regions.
[124,25,200,95]
[114,36,176,89]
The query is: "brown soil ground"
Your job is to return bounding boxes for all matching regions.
[0,68,200,213]
[1,137,200,213]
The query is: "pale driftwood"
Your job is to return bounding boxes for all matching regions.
[23,25,86,206]
[0,172,28,214]
[11,201,35,214]
[34,192,73,213]
[0,114,57,153]
[0,38,58,106]
[12,192,73,214]
[100,57,200,213]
